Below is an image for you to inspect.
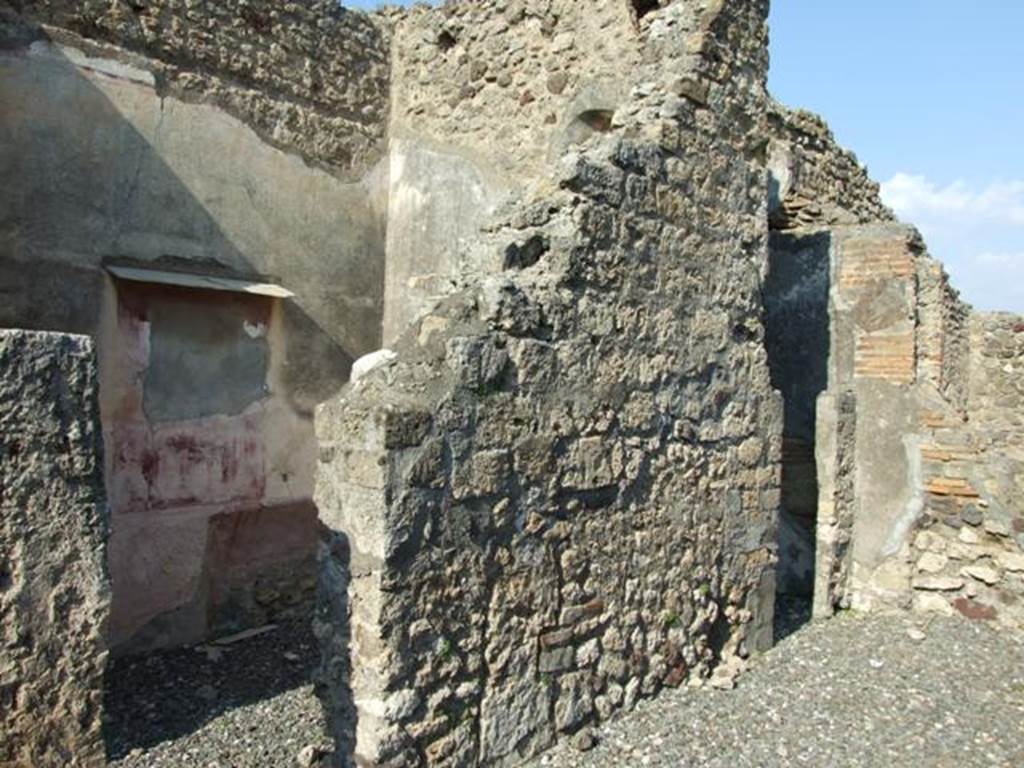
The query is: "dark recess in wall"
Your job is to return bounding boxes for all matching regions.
[632,0,661,20]
[437,29,457,51]
[503,235,550,270]
[577,109,614,133]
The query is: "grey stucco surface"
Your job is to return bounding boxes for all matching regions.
[0,38,385,381]
[143,294,271,423]
[0,30,385,651]
[383,137,507,344]
[851,384,922,568]
[825,226,923,609]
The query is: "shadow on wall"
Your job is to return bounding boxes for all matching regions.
[763,231,832,632]
[315,531,358,763]
[0,33,370,403]
[0,19,367,762]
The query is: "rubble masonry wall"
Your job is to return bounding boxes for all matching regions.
[382,0,644,342]
[315,1,782,765]
[0,330,110,768]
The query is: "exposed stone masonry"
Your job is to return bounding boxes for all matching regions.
[316,1,781,764]
[768,104,895,230]
[382,0,648,341]
[0,0,1021,766]
[908,312,1024,627]
[0,330,110,767]
[769,220,1024,627]
[764,102,1023,629]
[388,0,641,185]
[1,0,391,175]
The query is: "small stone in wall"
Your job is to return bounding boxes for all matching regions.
[912,575,964,591]
[555,673,595,732]
[915,593,954,616]
[914,530,947,553]
[962,565,1000,586]
[946,542,975,560]
[547,72,568,95]
[959,527,981,544]
[572,728,597,752]
[996,552,1024,572]
[470,60,488,81]
[953,597,998,621]
[916,553,948,574]
[670,76,710,106]
[985,518,1012,537]
[961,505,984,527]
[418,316,450,347]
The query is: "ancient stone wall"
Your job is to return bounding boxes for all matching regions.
[830,225,927,611]
[0,0,391,650]
[1,0,390,175]
[797,223,1024,630]
[0,330,110,767]
[389,0,641,185]
[316,1,782,765]
[767,104,894,231]
[918,255,972,413]
[763,88,900,618]
[382,0,644,342]
[969,313,1024,432]
[905,313,1024,627]
[759,104,1017,623]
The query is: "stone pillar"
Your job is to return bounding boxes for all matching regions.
[314,397,425,767]
[830,226,922,611]
[0,330,111,768]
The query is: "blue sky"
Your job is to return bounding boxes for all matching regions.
[770,1,1024,313]
[344,1,1023,312]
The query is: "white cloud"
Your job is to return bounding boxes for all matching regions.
[972,251,1024,267]
[880,173,1024,227]
[879,173,1024,313]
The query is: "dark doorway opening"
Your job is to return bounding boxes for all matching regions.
[763,231,832,641]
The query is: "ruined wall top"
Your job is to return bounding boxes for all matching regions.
[386,0,768,187]
[387,0,642,186]
[0,0,776,187]
[314,2,780,764]
[768,103,895,230]
[1,0,391,176]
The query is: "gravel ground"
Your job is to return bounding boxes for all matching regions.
[532,612,1024,768]
[105,619,331,767]
[103,612,1024,768]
